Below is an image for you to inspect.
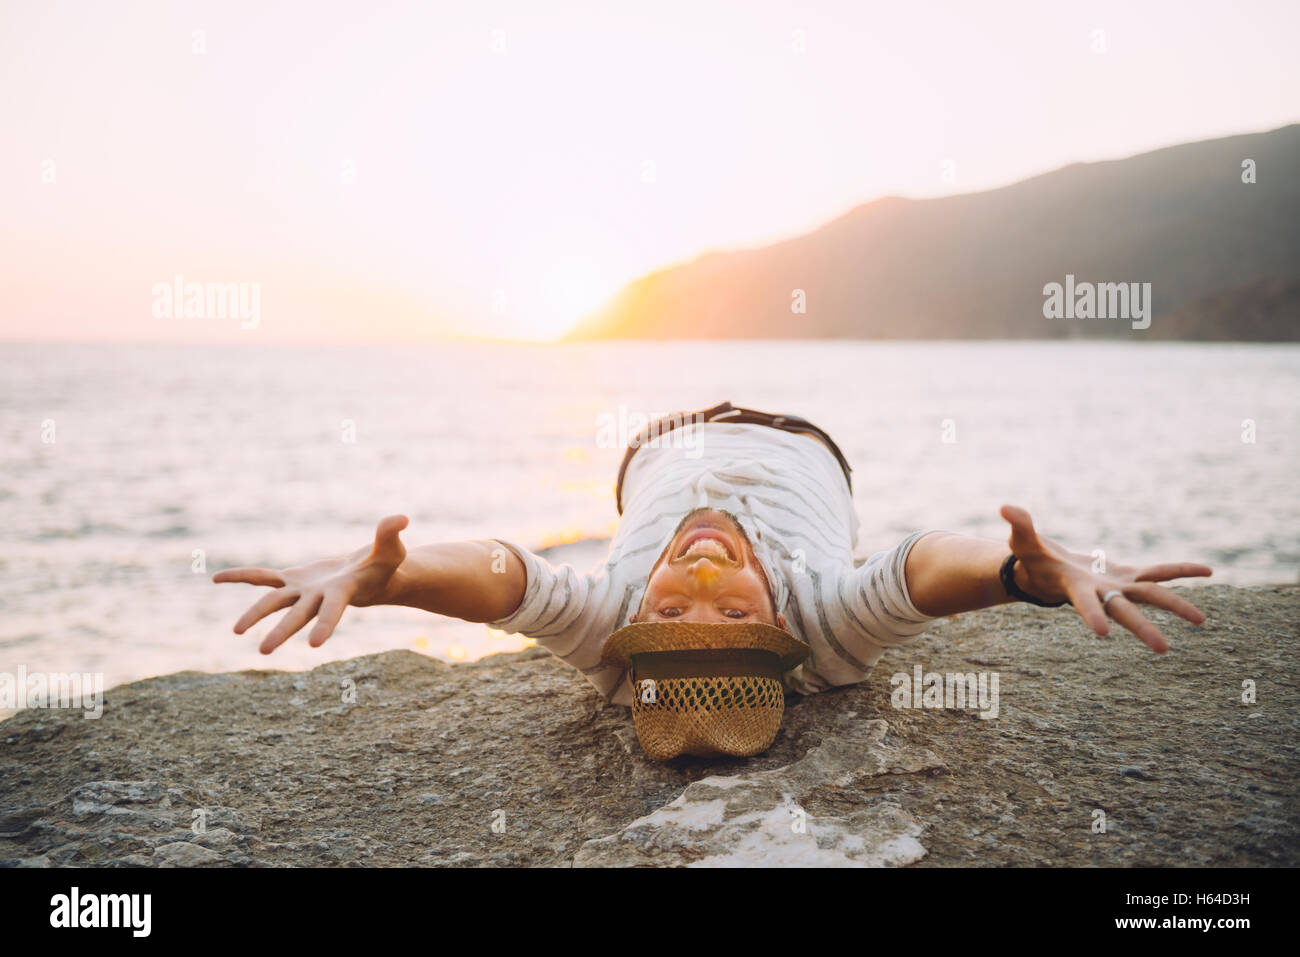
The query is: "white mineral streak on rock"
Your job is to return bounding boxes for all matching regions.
[574,715,943,866]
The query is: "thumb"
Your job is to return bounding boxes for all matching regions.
[371,514,409,564]
[1000,504,1043,557]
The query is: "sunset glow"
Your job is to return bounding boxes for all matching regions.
[2,0,1297,343]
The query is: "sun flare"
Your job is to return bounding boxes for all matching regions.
[518,255,617,341]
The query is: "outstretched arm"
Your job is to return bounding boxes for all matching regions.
[213,515,526,654]
[903,505,1212,653]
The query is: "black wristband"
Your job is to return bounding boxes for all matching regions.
[999,553,1068,608]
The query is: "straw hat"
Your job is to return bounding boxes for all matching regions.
[601,621,811,760]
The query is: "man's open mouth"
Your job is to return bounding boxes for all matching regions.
[675,529,736,562]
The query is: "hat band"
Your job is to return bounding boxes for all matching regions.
[629,649,784,681]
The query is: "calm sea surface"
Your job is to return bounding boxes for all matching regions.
[2,340,1296,703]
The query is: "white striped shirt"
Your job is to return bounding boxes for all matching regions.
[489,422,938,706]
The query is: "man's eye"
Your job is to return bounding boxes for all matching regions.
[659,607,682,618]
[723,609,747,619]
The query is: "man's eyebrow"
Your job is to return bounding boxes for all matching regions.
[713,592,761,605]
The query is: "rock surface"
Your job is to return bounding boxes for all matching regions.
[1,585,1295,867]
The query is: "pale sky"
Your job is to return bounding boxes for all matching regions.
[2,0,1297,342]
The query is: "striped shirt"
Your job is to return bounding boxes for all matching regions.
[489,421,939,706]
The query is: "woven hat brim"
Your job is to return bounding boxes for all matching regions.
[601,621,811,672]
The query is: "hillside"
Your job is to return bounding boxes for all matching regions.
[568,125,1300,341]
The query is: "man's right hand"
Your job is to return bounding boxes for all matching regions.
[213,514,409,654]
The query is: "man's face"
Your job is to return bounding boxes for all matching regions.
[632,508,787,628]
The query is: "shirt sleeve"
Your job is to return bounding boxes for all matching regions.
[841,528,941,644]
[783,529,942,695]
[485,540,625,700]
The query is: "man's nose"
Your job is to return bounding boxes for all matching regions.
[686,557,722,586]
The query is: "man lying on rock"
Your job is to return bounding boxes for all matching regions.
[215,401,1211,754]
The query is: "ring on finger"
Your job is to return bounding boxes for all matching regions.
[1100,589,1123,609]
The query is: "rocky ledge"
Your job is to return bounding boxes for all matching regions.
[1,585,1295,867]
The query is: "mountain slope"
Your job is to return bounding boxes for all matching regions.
[568,125,1300,340]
